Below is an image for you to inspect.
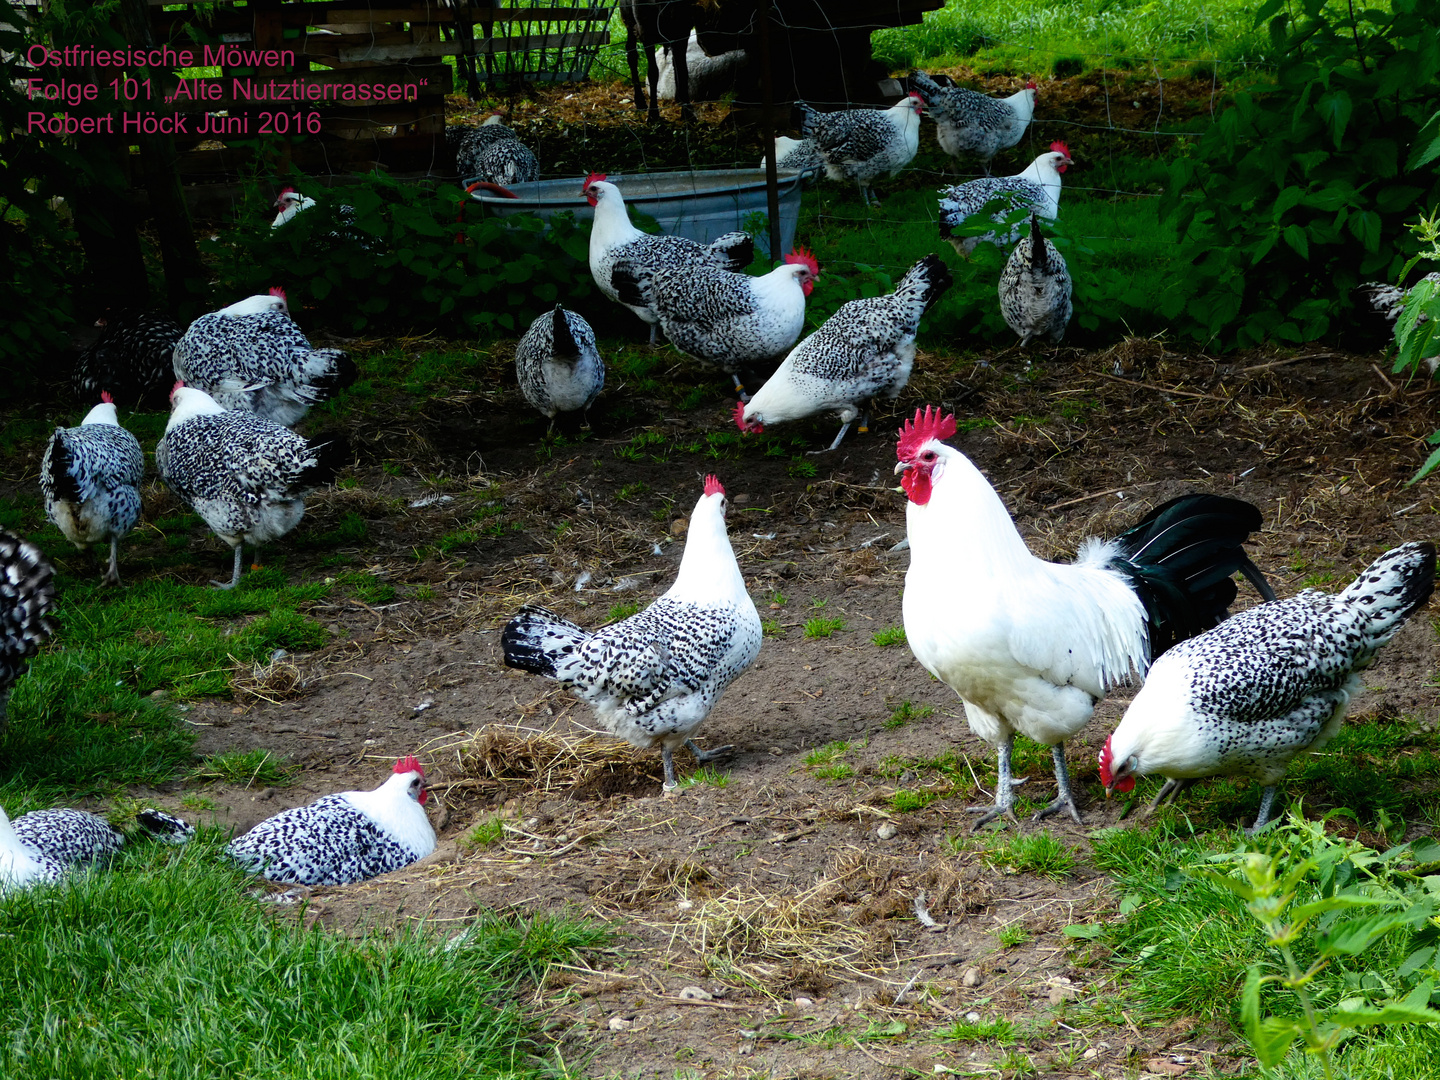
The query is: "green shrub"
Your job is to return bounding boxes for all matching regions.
[1161,0,1440,347]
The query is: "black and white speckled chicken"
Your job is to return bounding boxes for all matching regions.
[611,248,818,398]
[0,805,193,892]
[226,756,435,886]
[72,309,185,410]
[156,383,346,589]
[897,407,1275,828]
[1102,541,1436,832]
[764,136,823,173]
[999,214,1072,348]
[736,255,952,450]
[938,144,1072,256]
[41,394,145,587]
[584,174,755,344]
[911,72,1037,174]
[515,304,605,431]
[799,94,924,206]
[172,288,357,427]
[0,530,55,732]
[503,475,762,791]
[1359,273,1440,326]
[447,113,539,185]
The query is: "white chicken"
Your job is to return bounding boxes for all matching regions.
[799,93,924,206]
[910,72,1037,174]
[156,383,345,589]
[998,213,1073,348]
[172,288,357,427]
[584,174,755,343]
[41,393,145,586]
[1102,541,1435,832]
[736,255,951,450]
[0,806,193,892]
[610,247,818,398]
[764,136,823,173]
[0,530,55,732]
[514,304,606,431]
[502,475,761,791]
[938,144,1072,256]
[226,756,435,885]
[896,406,1274,827]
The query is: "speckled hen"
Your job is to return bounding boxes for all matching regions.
[172,288,356,427]
[226,757,435,886]
[0,806,193,892]
[763,136,823,173]
[156,384,345,589]
[799,94,924,206]
[72,309,185,409]
[896,407,1275,827]
[999,214,1072,348]
[502,476,761,791]
[938,144,1071,256]
[0,529,54,732]
[611,247,818,397]
[736,255,951,450]
[584,175,754,343]
[515,304,605,430]
[910,71,1037,173]
[41,394,145,586]
[447,113,537,182]
[1101,541,1436,832]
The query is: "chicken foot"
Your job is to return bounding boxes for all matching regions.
[212,544,244,590]
[102,537,122,588]
[1032,744,1084,825]
[1247,786,1278,836]
[660,740,735,794]
[1138,777,1196,819]
[968,736,1028,829]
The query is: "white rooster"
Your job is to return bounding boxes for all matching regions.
[1102,541,1435,832]
[502,475,761,791]
[156,383,346,589]
[910,72,1037,174]
[41,393,145,587]
[736,255,952,450]
[799,93,924,206]
[610,247,818,398]
[938,144,1072,256]
[172,287,357,427]
[896,406,1274,827]
[226,756,435,885]
[584,174,755,344]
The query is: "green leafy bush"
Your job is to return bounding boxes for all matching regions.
[1161,0,1440,347]
[1388,210,1440,479]
[211,173,594,334]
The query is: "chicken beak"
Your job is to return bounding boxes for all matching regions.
[894,460,913,476]
[1103,785,1114,800]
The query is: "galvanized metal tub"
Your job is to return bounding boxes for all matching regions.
[470,168,805,257]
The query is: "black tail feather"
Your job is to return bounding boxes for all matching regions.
[1027,214,1050,274]
[551,304,581,362]
[43,431,82,503]
[1107,494,1274,658]
[501,604,587,678]
[297,434,352,489]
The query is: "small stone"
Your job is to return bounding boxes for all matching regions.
[734,493,750,504]
[877,822,898,840]
[961,967,982,988]
[768,747,783,756]
[670,517,689,537]
[149,689,169,700]
[676,899,695,912]
[678,986,713,1001]
[965,1011,980,1023]
[794,997,813,1007]
[1083,1048,1099,1061]
[608,1016,633,1031]
[1047,978,1079,1005]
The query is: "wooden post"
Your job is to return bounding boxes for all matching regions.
[756,0,781,265]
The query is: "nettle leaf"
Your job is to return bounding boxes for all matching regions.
[1316,906,1433,957]
[1316,89,1353,146]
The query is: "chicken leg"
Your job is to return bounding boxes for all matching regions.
[967,735,1028,829]
[213,544,244,590]
[102,538,122,588]
[1032,744,1084,825]
[1248,786,1278,836]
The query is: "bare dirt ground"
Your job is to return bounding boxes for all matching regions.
[100,334,1440,1080]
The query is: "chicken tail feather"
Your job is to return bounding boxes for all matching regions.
[1338,541,1436,648]
[502,604,591,679]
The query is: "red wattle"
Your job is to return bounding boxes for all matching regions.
[901,468,931,505]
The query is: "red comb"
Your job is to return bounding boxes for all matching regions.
[269,286,287,301]
[785,245,820,275]
[394,755,424,777]
[584,172,607,187]
[1050,141,1071,157]
[279,186,296,197]
[897,406,957,460]
[169,380,185,404]
[1098,736,1135,793]
[1026,80,1037,90]
[100,391,114,404]
[703,475,725,497]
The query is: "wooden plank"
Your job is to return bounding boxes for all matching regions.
[338,29,606,62]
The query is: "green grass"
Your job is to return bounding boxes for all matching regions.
[891,788,942,813]
[191,749,295,788]
[884,700,934,729]
[606,601,642,622]
[464,815,507,848]
[982,832,1076,879]
[997,923,1032,948]
[804,617,845,639]
[872,626,907,647]
[679,765,730,789]
[0,839,610,1079]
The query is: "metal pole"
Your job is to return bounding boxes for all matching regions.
[756,0,782,266]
